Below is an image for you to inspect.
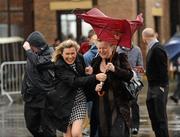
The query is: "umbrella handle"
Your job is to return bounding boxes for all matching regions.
[97,91,105,96]
[97,81,105,96]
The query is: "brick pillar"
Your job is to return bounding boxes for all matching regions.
[34,0,57,45]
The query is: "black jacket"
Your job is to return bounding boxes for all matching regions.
[146,42,169,87]
[22,33,55,108]
[46,54,97,132]
[90,52,133,137]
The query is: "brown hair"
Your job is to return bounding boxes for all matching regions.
[88,29,96,38]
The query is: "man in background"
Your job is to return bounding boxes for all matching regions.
[142,28,169,137]
[170,56,180,103]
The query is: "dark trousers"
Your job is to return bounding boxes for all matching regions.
[24,105,56,137]
[90,101,99,137]
[146,86,169,137]
[130,98,140,129]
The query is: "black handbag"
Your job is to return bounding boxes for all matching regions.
[122,79,144,100]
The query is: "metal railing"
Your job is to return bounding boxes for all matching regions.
[0,61,26,103]
[0,37,25,64]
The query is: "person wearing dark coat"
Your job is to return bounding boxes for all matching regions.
[170,56,180,103]
[21,31,56,137]
[47,39,107,137]
[142,28,169,137]
[90,41,133,137]
[117,44,144,135]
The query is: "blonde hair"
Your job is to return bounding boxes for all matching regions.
[51,39,80,62]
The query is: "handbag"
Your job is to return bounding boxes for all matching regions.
[122,78,144,100]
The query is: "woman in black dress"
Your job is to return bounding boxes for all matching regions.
[48,39,107,137]
[90,41,133,137]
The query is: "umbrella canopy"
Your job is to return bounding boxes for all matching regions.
[76,8,143,48]
[164,32,180,61]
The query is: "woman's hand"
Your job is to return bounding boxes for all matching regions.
[85,66,93,75]
[95,83,103,92]
[23,41,31,51]
[106,63,115,72]
[96,73,107,82]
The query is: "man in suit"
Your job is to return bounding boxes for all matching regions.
[142,28,169,137]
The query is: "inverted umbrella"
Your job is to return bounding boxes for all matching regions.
[76,8,143,48]
[76,8,143,96]
[164,32,180,61]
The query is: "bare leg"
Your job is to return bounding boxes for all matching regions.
[63,126,72,137]
[71,119,83,137]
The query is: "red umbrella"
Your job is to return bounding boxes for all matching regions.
[76,8,143,48]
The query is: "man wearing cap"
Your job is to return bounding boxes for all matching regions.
[21,31,56,137]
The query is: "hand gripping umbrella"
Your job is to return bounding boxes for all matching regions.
[76,8,143,96]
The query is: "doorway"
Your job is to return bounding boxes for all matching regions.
[57,10,92,43]
[170,0,180,36]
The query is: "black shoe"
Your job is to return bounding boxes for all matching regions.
[170,96,178,103]
[131,128,138,135]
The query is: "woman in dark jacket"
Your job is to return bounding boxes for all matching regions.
[47,39,107,137]
[90,41,133,137]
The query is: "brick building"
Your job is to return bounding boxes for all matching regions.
[0,0,180,55]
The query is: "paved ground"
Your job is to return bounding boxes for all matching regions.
[0,80,179,137]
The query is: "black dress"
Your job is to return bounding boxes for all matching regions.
[68,63,87,125]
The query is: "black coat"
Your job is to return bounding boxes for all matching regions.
[22,46,55,108]
[90,52,133,137]
[46,54,97,132]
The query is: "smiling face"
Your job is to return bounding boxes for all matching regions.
[98,41,113,59]
[62,47,77,64]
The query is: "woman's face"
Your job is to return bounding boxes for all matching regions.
[98,41,112,59]
[62,47,77,64]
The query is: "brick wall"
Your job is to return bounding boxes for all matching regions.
[145,0,170,43]
[34,0,57,44]
[97,0,136,19]
[32,0,170,48]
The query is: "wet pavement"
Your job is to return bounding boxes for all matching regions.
[0,80,179,137]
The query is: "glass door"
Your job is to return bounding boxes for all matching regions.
[57,10,92,43]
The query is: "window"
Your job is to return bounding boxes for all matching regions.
[57,11,92,42]
[154,16,161,41]
[61,14,77,40]
[81,20,92,37]
[0,0,23,37]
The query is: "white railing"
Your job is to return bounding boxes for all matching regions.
[0,61,26,103]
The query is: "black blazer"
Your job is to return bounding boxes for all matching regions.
[46,54,96,132]
[146,42,169,87]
